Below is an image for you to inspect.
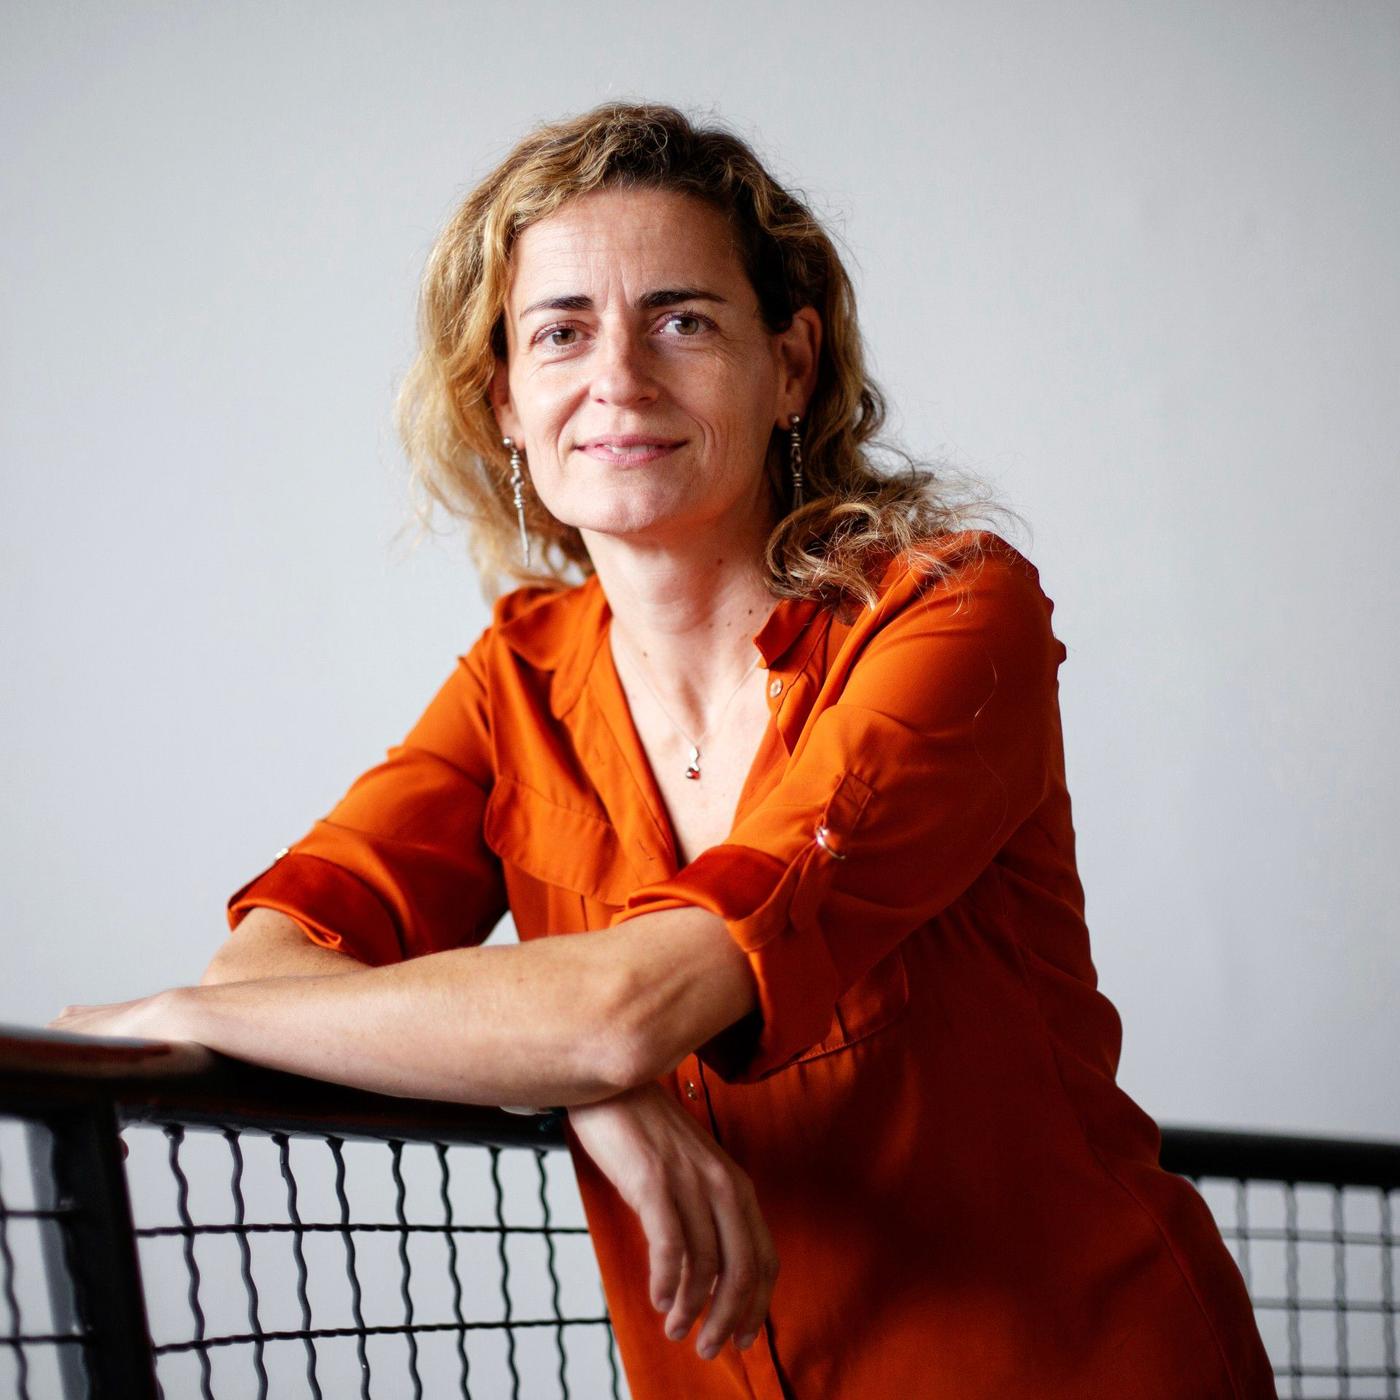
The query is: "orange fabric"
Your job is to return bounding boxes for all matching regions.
[227,531,1277,1399]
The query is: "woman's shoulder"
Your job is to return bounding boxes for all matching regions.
[873,528,1048,607]
[850,528,1065,666]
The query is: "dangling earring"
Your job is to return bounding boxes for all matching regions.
[503,436,531,568]
[788,414,805,510]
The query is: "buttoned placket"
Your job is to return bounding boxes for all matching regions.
[569,654,721,1142]
[674,651,793,1107]
[574,597,820,1399]
[680,655,799,1400]
[670,1046,788,1400]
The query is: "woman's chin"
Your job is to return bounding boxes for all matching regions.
[561,496,698,543]
[575,513,679,541]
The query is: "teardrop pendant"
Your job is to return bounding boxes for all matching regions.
[685,744,702,780]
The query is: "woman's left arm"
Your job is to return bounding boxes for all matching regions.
[50,909,771,1364]
[49,904,757,1108]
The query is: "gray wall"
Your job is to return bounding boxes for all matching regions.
[4,0,1397,1153]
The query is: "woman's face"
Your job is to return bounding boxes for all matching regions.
[490,187,819,549]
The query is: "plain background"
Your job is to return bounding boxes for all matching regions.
[3,1,1397,1154]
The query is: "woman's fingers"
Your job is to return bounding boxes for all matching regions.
[692,1172,753,1358]
[664,1166,722,1345]
[632,1168,686,1315]
[732,1179,780,1348]
[694,1170,784,1355]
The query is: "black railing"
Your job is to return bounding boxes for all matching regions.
[1162,1127,1399,1396]
[2,1024,1397,1398]
[0,1026,617,1399]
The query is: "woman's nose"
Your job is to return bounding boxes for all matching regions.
[589,328,658,407]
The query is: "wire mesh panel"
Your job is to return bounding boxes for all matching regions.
[1189,1175,1399,1399]
[0,1104,159,1399]
[0,1114,88,1398]
[121,1121,628,1400]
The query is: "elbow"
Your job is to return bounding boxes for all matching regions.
[604,1024,674,1096]
[592,1006,660,1097]
[585,916,759,1094]
[594,990,711,1096]
[589,966,673,1095]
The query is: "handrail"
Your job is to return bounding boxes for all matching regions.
[1159,1122,1400,1189]
[10,1025,1398,1179]
[0,1023,567,1149]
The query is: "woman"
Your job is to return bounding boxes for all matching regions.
[53,103,1277,1398]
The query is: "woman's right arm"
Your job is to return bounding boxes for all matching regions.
[200,907,367,984]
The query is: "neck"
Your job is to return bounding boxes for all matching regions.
[584,514,777,727]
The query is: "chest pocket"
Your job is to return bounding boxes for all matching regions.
[482,775,640,935]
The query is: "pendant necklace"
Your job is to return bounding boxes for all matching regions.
[611,629,762,781]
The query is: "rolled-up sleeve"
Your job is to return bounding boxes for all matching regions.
[226,629,508,965]
[610,546,1067,1082]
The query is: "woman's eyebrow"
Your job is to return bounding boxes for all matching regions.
[639,287,728,310]
[517,288,728,319]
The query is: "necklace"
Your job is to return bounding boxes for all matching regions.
[610,627,762,780]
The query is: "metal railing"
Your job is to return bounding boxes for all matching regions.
[0,1026,619,1399]
[2,1024,1397,1398]
[1162,1127,1399,1396]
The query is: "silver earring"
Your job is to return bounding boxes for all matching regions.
[788,414,805,510]
[503,437,531,568]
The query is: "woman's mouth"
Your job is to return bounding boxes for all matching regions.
[579,436,684,465]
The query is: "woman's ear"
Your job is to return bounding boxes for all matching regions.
[776,305,822,424]
[490,357,521,443]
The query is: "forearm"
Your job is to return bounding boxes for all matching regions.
[168,930,632,1107]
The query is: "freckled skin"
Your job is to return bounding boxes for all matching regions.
[490,188,810,552]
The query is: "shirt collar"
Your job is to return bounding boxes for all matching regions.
[495,573,607,719]
[752,594,824,669]
[496,573,827,717]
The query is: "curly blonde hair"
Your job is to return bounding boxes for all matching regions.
[395,100,1022,608]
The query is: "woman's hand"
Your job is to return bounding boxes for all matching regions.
[48,987,192,1041]
[566,1080,778,1363]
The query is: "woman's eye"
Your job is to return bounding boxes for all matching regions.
[666,314,705,336]
[545,327,578,347]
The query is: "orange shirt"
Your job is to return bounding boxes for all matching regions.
[227,531,1277,1399]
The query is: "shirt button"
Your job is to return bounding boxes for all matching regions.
[685,1080,699,1100]
[768,677,783,698]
